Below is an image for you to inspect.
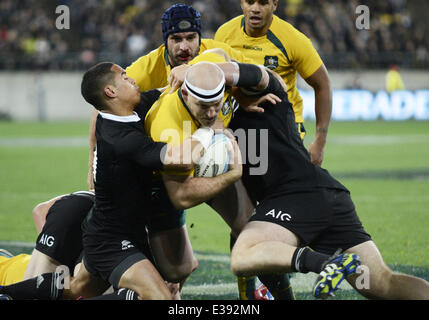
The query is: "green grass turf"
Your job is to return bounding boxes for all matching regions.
[186,179,429,268]
[0,119,428,300]
[0,121,90,137]
[0,120,428,267]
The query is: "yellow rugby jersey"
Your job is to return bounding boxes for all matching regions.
[0,254,31,286]
[145,52,233,176]
[215,15,323,123]
[126,39,250,92]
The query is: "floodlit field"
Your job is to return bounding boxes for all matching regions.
[0,120,428,299]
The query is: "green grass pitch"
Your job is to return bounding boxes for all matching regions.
[0,120,428,299]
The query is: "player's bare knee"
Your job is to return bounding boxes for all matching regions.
[67,277,87,299]
[230,259,249,277]
[371,268,394,298]
[353,265,393,298]
[162,260,195,283]
[32,203,45,219]
[191,256,199,272]
[230,250,250,277]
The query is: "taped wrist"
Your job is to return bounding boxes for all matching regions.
[235,63,263,88]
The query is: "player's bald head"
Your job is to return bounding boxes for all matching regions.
[186,62,224,90]
[182,62,226,127]
[184,62,226,103]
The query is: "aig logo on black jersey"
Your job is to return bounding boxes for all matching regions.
[264,56,278,70]
[265,209,291,222]
[39,234,55,247]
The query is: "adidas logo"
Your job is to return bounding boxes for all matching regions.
[36,275,45,288]
[121,240,134,251]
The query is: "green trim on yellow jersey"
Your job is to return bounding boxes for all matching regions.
[266,30,291,64]
[215,15,323,123]
[126,39,250,93]
[240,17,291,64]
[164,47,170,67]
[145,51,233,176]
[177,90,194,122]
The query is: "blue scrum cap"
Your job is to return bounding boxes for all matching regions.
[161,4,202,44]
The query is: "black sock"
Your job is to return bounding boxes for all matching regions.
[258,274,295,300]
[84,288,139,300]
[0,272,64,300]
[291,247,329,274]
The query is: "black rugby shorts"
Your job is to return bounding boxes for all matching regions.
[249,188,372,255]
[82,233,150,289]
[35,193,94,272]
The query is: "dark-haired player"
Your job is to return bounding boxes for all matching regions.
[86,4,267,300]
[224,62,429,300]
[215,0,332,166]
[78,62,241,300]
[0,61,242,301]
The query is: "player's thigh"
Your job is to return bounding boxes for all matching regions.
[148,225,196,282]
[24,249,60,280]
[207,179,254,236]
[233,220,300,254]
[118,259,172,300]
[65,260,110,299]
[345,240,392,296]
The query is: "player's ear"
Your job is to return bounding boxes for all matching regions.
[181,86,189,103]
[104,85,117,98]
[272,0,279,10]
[240,0,245,11]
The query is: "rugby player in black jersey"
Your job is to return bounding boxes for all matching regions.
[76,62,242,300]
[223,63,429,299]
[169,60,429,299]
[0,191,95,300]
[1,62,242,301]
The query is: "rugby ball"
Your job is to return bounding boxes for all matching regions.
[194,133,232,177]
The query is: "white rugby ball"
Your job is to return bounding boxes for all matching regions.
[194,133,232,177]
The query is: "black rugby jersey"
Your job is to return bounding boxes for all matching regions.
[83,91,165,237]
[229,84,347,203]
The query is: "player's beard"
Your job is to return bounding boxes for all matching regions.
[169,47,200,67]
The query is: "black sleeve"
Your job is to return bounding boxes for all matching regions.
[117,130,167,170]
[236,63,287,99]
[133,137,166,170]
[260,72,287,99]
[134,90,162,119]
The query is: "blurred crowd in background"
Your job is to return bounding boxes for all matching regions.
[0,0,427,70]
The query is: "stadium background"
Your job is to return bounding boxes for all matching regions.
[0,0,428,300]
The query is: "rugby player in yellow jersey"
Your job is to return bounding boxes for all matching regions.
[215,0,332,167]
[145,50,288,300]
[86,4,269,300]
[88,4,250,190]
[125,4,251,93]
